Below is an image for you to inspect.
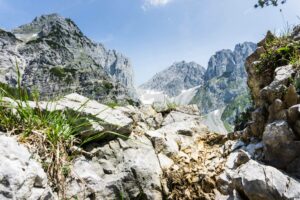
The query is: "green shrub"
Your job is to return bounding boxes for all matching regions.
[50,66,77,83]
[221,93,252,125]
[106,101,118,108]
[255,35,300,74]
[234,107,254,131]
[103,81,114,91]
[167,102,177,111]
[50,66,67,78]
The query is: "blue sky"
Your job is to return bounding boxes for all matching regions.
[0,0,299,85]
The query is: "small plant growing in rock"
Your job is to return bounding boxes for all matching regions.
[0,63,128,198]
[166,101,178,111]
[255,31,300,74]
[106,101,119,108]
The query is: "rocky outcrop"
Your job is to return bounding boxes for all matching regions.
[0,14,138,105]
[0,134,55,200]
[223,153,300,200]
[0,92,236,199]
[232,159,300,200]
[214,26,300,199]
[2,87,300,199]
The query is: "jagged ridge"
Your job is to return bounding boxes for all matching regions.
[0,13,137,104]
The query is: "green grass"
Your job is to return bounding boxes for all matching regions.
[0,87,90,197]
[106,101,119,109]
[50,66,77,79]
[166,101,177,111]
[103,81,114,91]
[0,63,130,198]
[255,32,300,74]
[221,92,252,125]
[223,121,234,133]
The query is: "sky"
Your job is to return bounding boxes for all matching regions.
[0,0,299,85]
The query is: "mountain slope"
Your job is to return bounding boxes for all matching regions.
[191,42,257,126]
[0,13,137,104]
[139,42,256,131]
[138,61,205,104]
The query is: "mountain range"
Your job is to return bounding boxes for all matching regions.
[0,13,256,131]
[139,42,257,130]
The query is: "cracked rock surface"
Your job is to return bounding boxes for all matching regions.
[0,134,55,200]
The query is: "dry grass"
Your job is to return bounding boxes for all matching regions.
[165,133,227,200]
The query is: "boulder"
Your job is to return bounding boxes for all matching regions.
[268,99,287,121]
[286,99,300,136]
[139,105,163,129]
[225,150,251,170]
[57,93,134,134]
[260,65,295,104]
[293,120,300,137]
[249,108,267,137]
[146,120,207,156]
[0,135,55,200]
[152,102,169,113]
[232,159,300,200]
[262,120,300,169]
[162,111,201,126]
[284,85,298,107]
[66,135,163,200]
[174,104,200,115]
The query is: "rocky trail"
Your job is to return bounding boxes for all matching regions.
[2,86,299,199]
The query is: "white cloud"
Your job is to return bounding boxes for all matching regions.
[146,0,172,6]
[142,0,173,10]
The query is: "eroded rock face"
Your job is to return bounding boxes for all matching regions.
[227,26,300,199]
[245,32,274,106]
[0,135,55,200]
[62,99,224,199]
[232,160,300,200]
[262,121,300,169]
[0,14,138,105]
[66,136,163,200]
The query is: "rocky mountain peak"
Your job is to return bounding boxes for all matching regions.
[0,29,21,47]
[13,13,82,37]
[234,42,257,58]
[0,14,138,104]
[204,42,257,81]
[139,60,205,97]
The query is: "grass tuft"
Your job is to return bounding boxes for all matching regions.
[255,32,300,74]
[0,63,128,199]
